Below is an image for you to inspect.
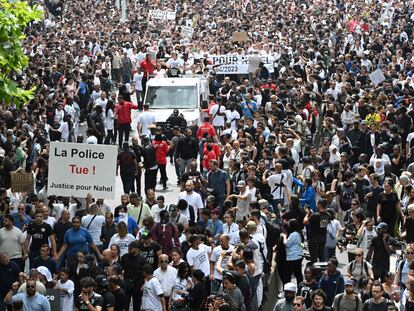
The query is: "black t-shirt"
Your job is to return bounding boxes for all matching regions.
[27,221,53,252]
[138,241,162,268]
[180,170,202,185]
[0,261,20,296]
[309,211,330,239]
[101,291,115,311]
[336,183,357,212]
[31,256,58,275]
[117,150,136,173]
[54,220,72,250]
[112,287,126,311]
[298,280,318,308]
[75,292,104,310]
[378,192,399,220]
[362,298,392,311]
[406,218,414,243]
[355,178,370,205]
[46,106,55,125]
[370,236,394,268]
[306,306,332,311]
[366,186,383,215]
[120,253,146,285]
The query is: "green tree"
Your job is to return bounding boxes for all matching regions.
[0,0,42,107]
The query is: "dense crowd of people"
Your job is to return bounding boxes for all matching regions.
[2,0,414,310]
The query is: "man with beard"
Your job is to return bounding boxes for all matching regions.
[274,283,297,311]
[333,280,362,311]
[5,279,50,311]
[307,289,331,311]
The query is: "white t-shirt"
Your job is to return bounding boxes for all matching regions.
[358,227,377,253]
[225,110,240,130]
[222,223,240,245]
[151,204,166,223]
[133,72,144,91]
[81,214,105,246]
[142,277,164,311]
[176,191,204,222]
[138,112,156,137]
[210,245,234,280]
[154,266,178,297]
[209,104,226,127]
[172,276,191,300]
[109,233,136,256]
[186,244,211,276]
[267,173,287,200]
[0,226,24,259]
[58,122,70,141]
[105,109,114,130]
[55,279,74,311]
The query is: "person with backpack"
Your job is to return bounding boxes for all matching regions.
[395,244,414,304]
[325,209,343,260]
[362,281,394,311]
[345,248,374,292]
[151,210,180,257]
[283,219,304,285]
[332,279,362,311]
[336,171,357,225]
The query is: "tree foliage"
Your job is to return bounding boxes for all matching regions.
[0,0,42,107]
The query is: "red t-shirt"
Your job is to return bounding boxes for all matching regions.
[115,101,138,124]
[140,59,155,77]
[196,123,216,140]
[203,150,217,170]
[152,140,169,165]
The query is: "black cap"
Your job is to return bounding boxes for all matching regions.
[96,275,109,287]
[173,125,180,131]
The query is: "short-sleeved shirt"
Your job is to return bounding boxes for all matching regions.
[333,294,363,311]
[12,293,51,311]
[210,245,234,280]
[27,221,53,252]
[308,211,330,239]
[138,241,162,269]
[186,244,211,276]
[142,277,164,311]
[75,292,103,310]
[63,227,93,256]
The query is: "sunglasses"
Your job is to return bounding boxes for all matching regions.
[160,260,169,263]
[294,303,302,307]
[355,254,363,257]
[407,252,414,255]
[27,285,36,289]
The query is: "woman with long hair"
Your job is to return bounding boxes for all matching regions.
[170,262,192,311]
[104,100,115,144]
[396,244,414,301]
[110,244,121,263]
[169,247,185,269]
[283,219,304,285]
[108,221,136,256]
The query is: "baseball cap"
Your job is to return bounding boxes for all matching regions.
[96,275,109,287]
[173,125,180,130]
[237,180,246,187]
[377,222,388,230]
[141,230,152,239]
[345,279,355,286]
[36,266,52,282]
[284,282,297,292]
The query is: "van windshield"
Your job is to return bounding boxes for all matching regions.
[145,85,198,109]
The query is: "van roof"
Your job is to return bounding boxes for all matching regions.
[146,77,199,87]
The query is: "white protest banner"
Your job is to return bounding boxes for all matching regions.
[369,69,386,85]
[181,26,193,38]
[210,54,274,74]
[48,142,118,199]
[149,9,176,20]
[180,39,190,46]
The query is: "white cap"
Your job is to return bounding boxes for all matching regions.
[36,266,52,282]
[284,282,297,292]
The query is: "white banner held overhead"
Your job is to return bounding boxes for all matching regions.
[181,26,194,38]
[210,54,274,74]
[369,69,386,85]
[148,9,176,20]
[48,142,118,199]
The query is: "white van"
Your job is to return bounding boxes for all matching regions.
[143,77,209,130]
